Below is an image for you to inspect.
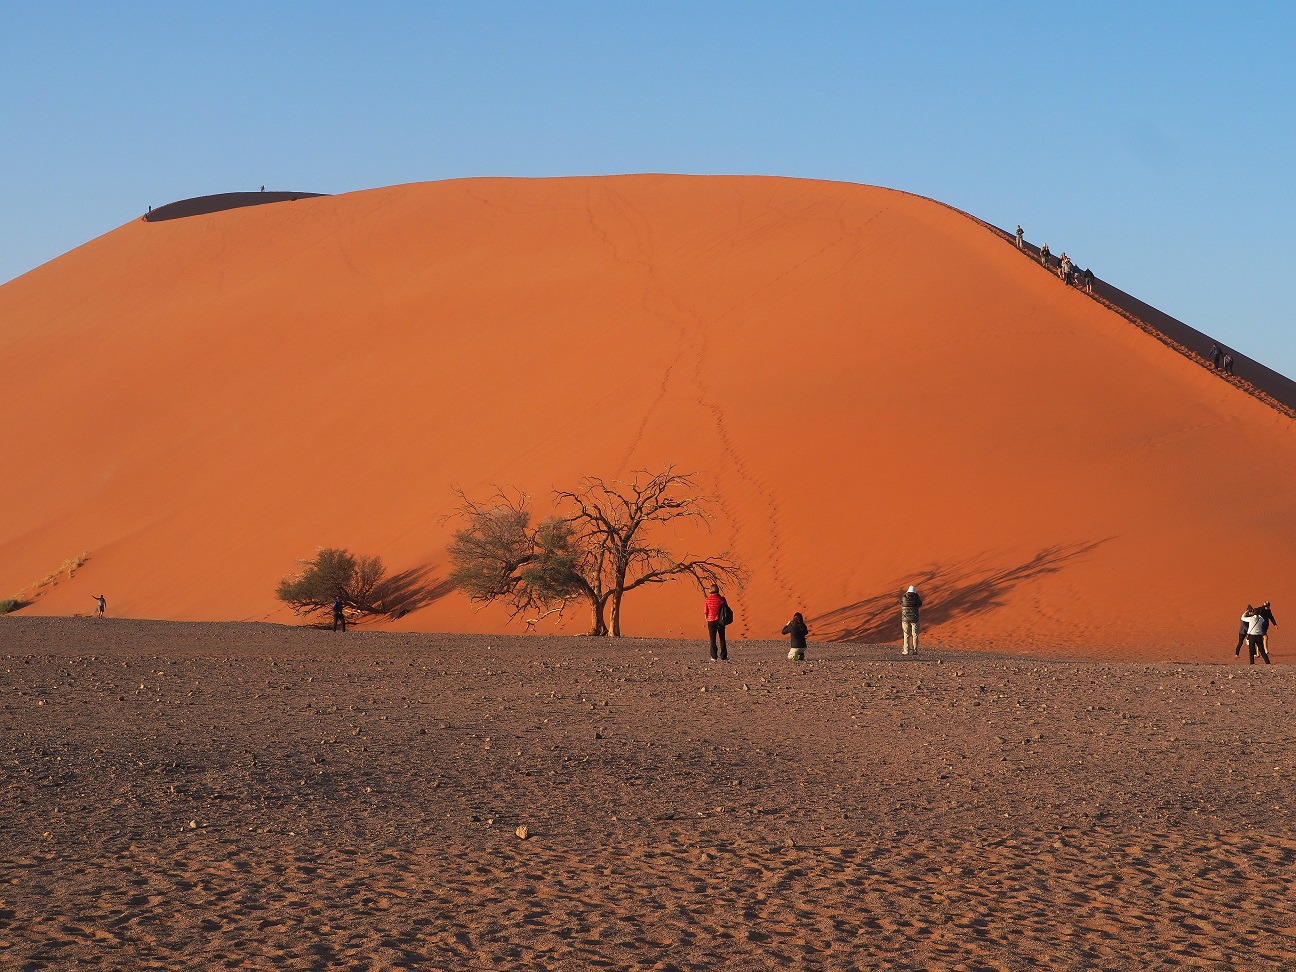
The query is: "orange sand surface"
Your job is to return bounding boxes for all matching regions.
[6,618,1296,970]
[2,175,1293,658]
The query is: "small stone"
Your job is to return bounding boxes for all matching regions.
[188,820,198,829]
[515,825,530,839]
[594,731,603,740]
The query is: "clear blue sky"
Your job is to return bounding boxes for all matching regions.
[3,3,1294,376]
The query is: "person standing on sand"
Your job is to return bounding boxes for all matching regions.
[1244,608,1272,665]
[1223,353,1235,374]
[1059,254,1073,285]
[705,585,729,662]
[1209,344,1222,369]
[91,594,106,618]
[1235,605,1254,657]
[1257,601,1278,656]
[1081,267,1094,292]
[1015,225,1024,250]
[900,585,923,655]
[332,596,346,632]
[1040,243,1051,267]
[1257,600,1278,630]
[783,612,809,661]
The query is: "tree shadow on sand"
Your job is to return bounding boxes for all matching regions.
[812,539,1112,643]
[378,566,455,620]
[308,566,455,628]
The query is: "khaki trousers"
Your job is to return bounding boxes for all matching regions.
[902,619,920,652]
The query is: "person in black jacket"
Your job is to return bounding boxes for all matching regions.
[783,612,809,661]
[900,585,922,655]
[1258,600,1278,629]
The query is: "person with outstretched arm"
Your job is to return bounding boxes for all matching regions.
[91,594,106,618]
[1257,600,1277,630]
[783,612,809,661]
[704,585,728,661]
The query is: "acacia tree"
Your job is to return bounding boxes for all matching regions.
[276,547,388,621]
[445,489,592,627]
[446,469,743,636]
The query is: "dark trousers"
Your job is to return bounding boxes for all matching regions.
[708,621,727,659]
[1236,622,1248,656]
[1249,636,1270,665]
[333,613,346,632]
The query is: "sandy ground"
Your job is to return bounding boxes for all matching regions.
[4,617,1296,970]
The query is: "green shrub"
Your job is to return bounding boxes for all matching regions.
[0,599,21,615]
[276,547,388,620]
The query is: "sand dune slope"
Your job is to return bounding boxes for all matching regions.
[2,175,1293,657]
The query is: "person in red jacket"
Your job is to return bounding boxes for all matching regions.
[704,585,728,661]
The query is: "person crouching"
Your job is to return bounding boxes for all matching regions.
[783,612,809,661]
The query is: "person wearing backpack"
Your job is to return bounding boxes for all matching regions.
[900,585,923,655]
[783,612,809,661]
[704,584,730,661]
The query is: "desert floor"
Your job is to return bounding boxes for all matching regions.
[3,618,1296,970]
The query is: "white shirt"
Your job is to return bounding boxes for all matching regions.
[1247,614,1268,637]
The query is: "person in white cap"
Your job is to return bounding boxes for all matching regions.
[900,585,923,655]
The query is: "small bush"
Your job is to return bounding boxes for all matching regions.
[276,547,388,621]
[0,599,21,615]
[62,552,89,575]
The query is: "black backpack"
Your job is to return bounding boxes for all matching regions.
[719,599,734,626]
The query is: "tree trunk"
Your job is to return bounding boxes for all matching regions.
[588,593,608,636]
[611,587,624,637]
[611,565,629,636]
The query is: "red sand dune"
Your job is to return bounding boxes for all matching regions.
[2,175,1294,658]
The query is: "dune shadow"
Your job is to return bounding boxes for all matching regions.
[812,539,1111,643]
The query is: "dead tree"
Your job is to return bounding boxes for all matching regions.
[446,470,743,637]
[554,467,744,636]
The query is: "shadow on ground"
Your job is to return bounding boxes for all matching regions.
[812,539,1112,643]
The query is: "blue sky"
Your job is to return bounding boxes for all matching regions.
[3,3,1294,376]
